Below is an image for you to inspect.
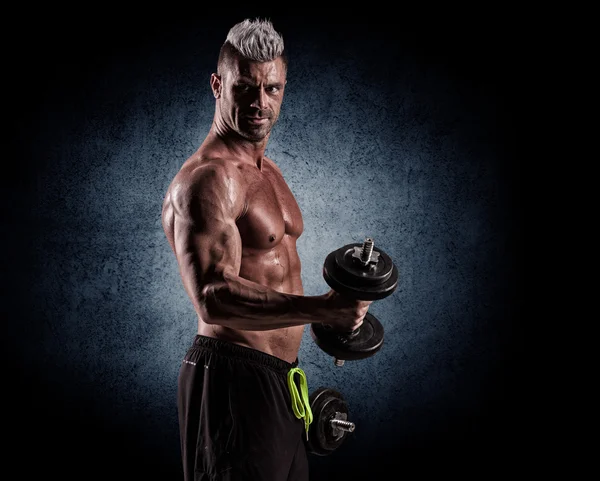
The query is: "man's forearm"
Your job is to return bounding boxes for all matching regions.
[201,276,327,330]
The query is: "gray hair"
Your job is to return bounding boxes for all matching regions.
[225,18,284,62]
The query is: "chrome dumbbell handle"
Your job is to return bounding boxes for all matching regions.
[330,412,355,440]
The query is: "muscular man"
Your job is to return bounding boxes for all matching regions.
[162,19,371,480]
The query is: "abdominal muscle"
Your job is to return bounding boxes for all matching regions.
[197,247,306,364]
[198,322,306,364]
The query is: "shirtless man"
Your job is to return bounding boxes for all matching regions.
[162,19,372,481]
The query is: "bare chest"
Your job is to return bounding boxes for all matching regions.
[237,163,303,249]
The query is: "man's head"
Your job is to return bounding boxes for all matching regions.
[211,18,287,142]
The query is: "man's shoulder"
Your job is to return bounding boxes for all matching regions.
[263,156,283,174]
[175,155,242,188]
[167,154,245,211]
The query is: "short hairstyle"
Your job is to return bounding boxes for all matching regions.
[217,18,287,74]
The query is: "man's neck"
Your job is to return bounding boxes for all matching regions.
[203,125,269,170]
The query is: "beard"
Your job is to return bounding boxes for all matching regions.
[237,111,277,142]
[239,123,272,141]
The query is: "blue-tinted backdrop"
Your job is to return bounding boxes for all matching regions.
[6,10,522,480]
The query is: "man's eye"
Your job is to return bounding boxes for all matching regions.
[266,87,279,94]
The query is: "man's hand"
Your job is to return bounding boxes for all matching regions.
[318,290,373,332]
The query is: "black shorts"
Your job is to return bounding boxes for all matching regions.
[178,335,309,481]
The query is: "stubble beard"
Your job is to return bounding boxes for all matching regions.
[238,117,276,142]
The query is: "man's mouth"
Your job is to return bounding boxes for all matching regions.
[245,116,269,125]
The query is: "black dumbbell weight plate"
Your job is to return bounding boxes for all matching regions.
[310,313,384,361]
[306,388,351,456]
[323,243,399,301]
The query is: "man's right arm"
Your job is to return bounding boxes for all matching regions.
[170,163,364,331]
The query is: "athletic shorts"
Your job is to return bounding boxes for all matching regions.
[177,335,310,481]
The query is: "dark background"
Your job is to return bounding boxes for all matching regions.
[6,9,523,480]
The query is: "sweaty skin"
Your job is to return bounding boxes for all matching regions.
[162,53,370,363]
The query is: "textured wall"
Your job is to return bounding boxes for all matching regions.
[6,12,521,480]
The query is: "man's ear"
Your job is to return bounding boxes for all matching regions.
[210,73,222,99]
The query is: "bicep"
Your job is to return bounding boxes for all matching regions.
[171,165,244,286]
[174,214,242,283]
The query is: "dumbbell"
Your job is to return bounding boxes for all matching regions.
[305,387,355,456]
[311,237,399,366]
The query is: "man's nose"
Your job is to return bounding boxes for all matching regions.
[249,87,268,110]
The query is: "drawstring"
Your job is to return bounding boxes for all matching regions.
[287,367,313,440]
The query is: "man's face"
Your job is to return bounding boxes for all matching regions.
[215,55,287,142]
